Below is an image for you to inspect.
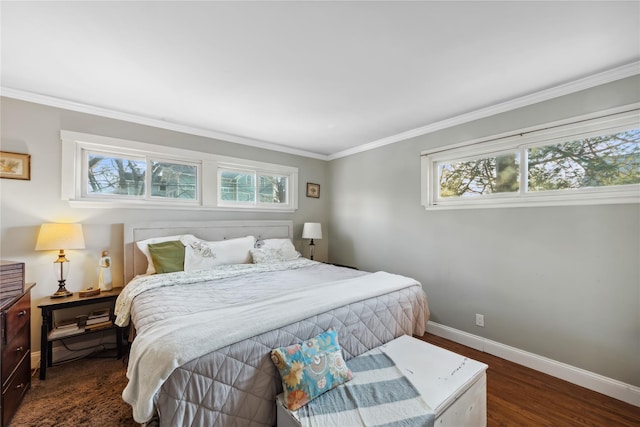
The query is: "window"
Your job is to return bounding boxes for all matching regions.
[526,130,639,192]
[438,151,521,198]
[220,169,255,203]
[421,106,640,209]
[61,131,298,211]
[86,153,147,198]
[84,152,199,202]
[218,167,289,207]
[150,160,198,200]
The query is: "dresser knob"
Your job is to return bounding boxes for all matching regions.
[16,346,24,352]
[15,383,25,389]
[17,310,27,316]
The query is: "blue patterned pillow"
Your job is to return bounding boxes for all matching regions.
[271,329,353,410]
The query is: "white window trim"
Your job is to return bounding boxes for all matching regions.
[61,131,299,212]
[81,148,203,204]
[421,104,640,210]
[216,161,296,210]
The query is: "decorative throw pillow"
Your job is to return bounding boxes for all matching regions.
[271,329,353,411]
[250,248,295,264]
[148,240,185,274]
[253,238,300,261]
[136,234,195,275]
[181,235,256,271]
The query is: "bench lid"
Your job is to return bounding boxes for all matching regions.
[381,335,488,414]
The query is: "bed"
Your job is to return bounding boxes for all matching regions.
[116,220,429,427]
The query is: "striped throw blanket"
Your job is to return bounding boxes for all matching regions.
[296,348,435,427]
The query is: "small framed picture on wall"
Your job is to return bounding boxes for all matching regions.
[306,182,320,198]
[0,151,31,180]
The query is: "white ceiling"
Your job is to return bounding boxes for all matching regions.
[2,1,639,159]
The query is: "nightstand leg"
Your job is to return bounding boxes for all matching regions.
[39,309,49,380]
[47,341,53,367]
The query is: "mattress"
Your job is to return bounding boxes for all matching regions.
[120,261,429,426]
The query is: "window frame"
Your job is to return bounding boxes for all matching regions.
[216,162,293,209]
[82,149,148,201]
[436,148,522,200]
[61,131,298,212]
[82,149,202,204]
[148,158,200,201]
[421,105,640,210]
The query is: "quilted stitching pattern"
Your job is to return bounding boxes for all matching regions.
[155,287,428,427]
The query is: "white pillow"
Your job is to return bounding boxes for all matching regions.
[136,234,195,275]
[181,235,256,271]
[255,238,300,261]
[250,248,296,264]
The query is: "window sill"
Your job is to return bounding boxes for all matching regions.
[68,200,297,213]
[424,187,640,210]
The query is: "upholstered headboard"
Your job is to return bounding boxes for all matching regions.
[123,220,294,284]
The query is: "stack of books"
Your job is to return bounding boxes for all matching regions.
[49,317,84,339]
[85,308,112,330]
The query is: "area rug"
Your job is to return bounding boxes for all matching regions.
[9,355,136,427]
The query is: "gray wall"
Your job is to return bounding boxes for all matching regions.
[2,76,639,386]
[0,97,329,353]
[328,75,640,386]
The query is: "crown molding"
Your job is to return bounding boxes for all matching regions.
[328,61,640,160]
[0,87,330,161]
[2,60,638,162]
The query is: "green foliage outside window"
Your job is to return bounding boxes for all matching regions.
[527,130,640,191]
[438,129,639,198]
[439,153,520,198]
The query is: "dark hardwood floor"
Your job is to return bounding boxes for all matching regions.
[418,333,640,426]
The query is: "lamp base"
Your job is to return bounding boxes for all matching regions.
[51,283,73,298]
[309,239,315,261]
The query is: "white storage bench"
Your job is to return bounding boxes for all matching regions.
[276,335,488,427]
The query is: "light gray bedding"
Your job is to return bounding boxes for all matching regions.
[128,263,429,426]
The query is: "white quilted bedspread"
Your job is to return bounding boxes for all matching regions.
[118,261,424,423]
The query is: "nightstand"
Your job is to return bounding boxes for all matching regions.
[1,283,35,427]
[37,288,124,380]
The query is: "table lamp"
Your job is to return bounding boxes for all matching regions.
[35,223,85,298]
[302,222,322,260]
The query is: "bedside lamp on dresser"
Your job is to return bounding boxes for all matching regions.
[0,260,35,427]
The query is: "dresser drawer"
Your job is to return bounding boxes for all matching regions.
[2,292,30,345]
[1,322,29,386]
[1,353,30,427]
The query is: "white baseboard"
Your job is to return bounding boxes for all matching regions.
[427,321,640,407]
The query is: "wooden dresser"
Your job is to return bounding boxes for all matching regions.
[1,283,35,427]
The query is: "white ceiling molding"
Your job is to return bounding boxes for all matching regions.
[2,61,638,162]
[0,87,329,161]
[327,61,640,160]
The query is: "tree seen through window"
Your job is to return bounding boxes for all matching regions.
[438,129,640,198]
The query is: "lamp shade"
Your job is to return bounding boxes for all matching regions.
[302,223,322,240]
[35,223,85,251]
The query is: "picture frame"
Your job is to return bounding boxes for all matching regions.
[0,151,31,180]
[306,182,320,198]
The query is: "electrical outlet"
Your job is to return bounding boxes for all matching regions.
[475,313,485,327]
